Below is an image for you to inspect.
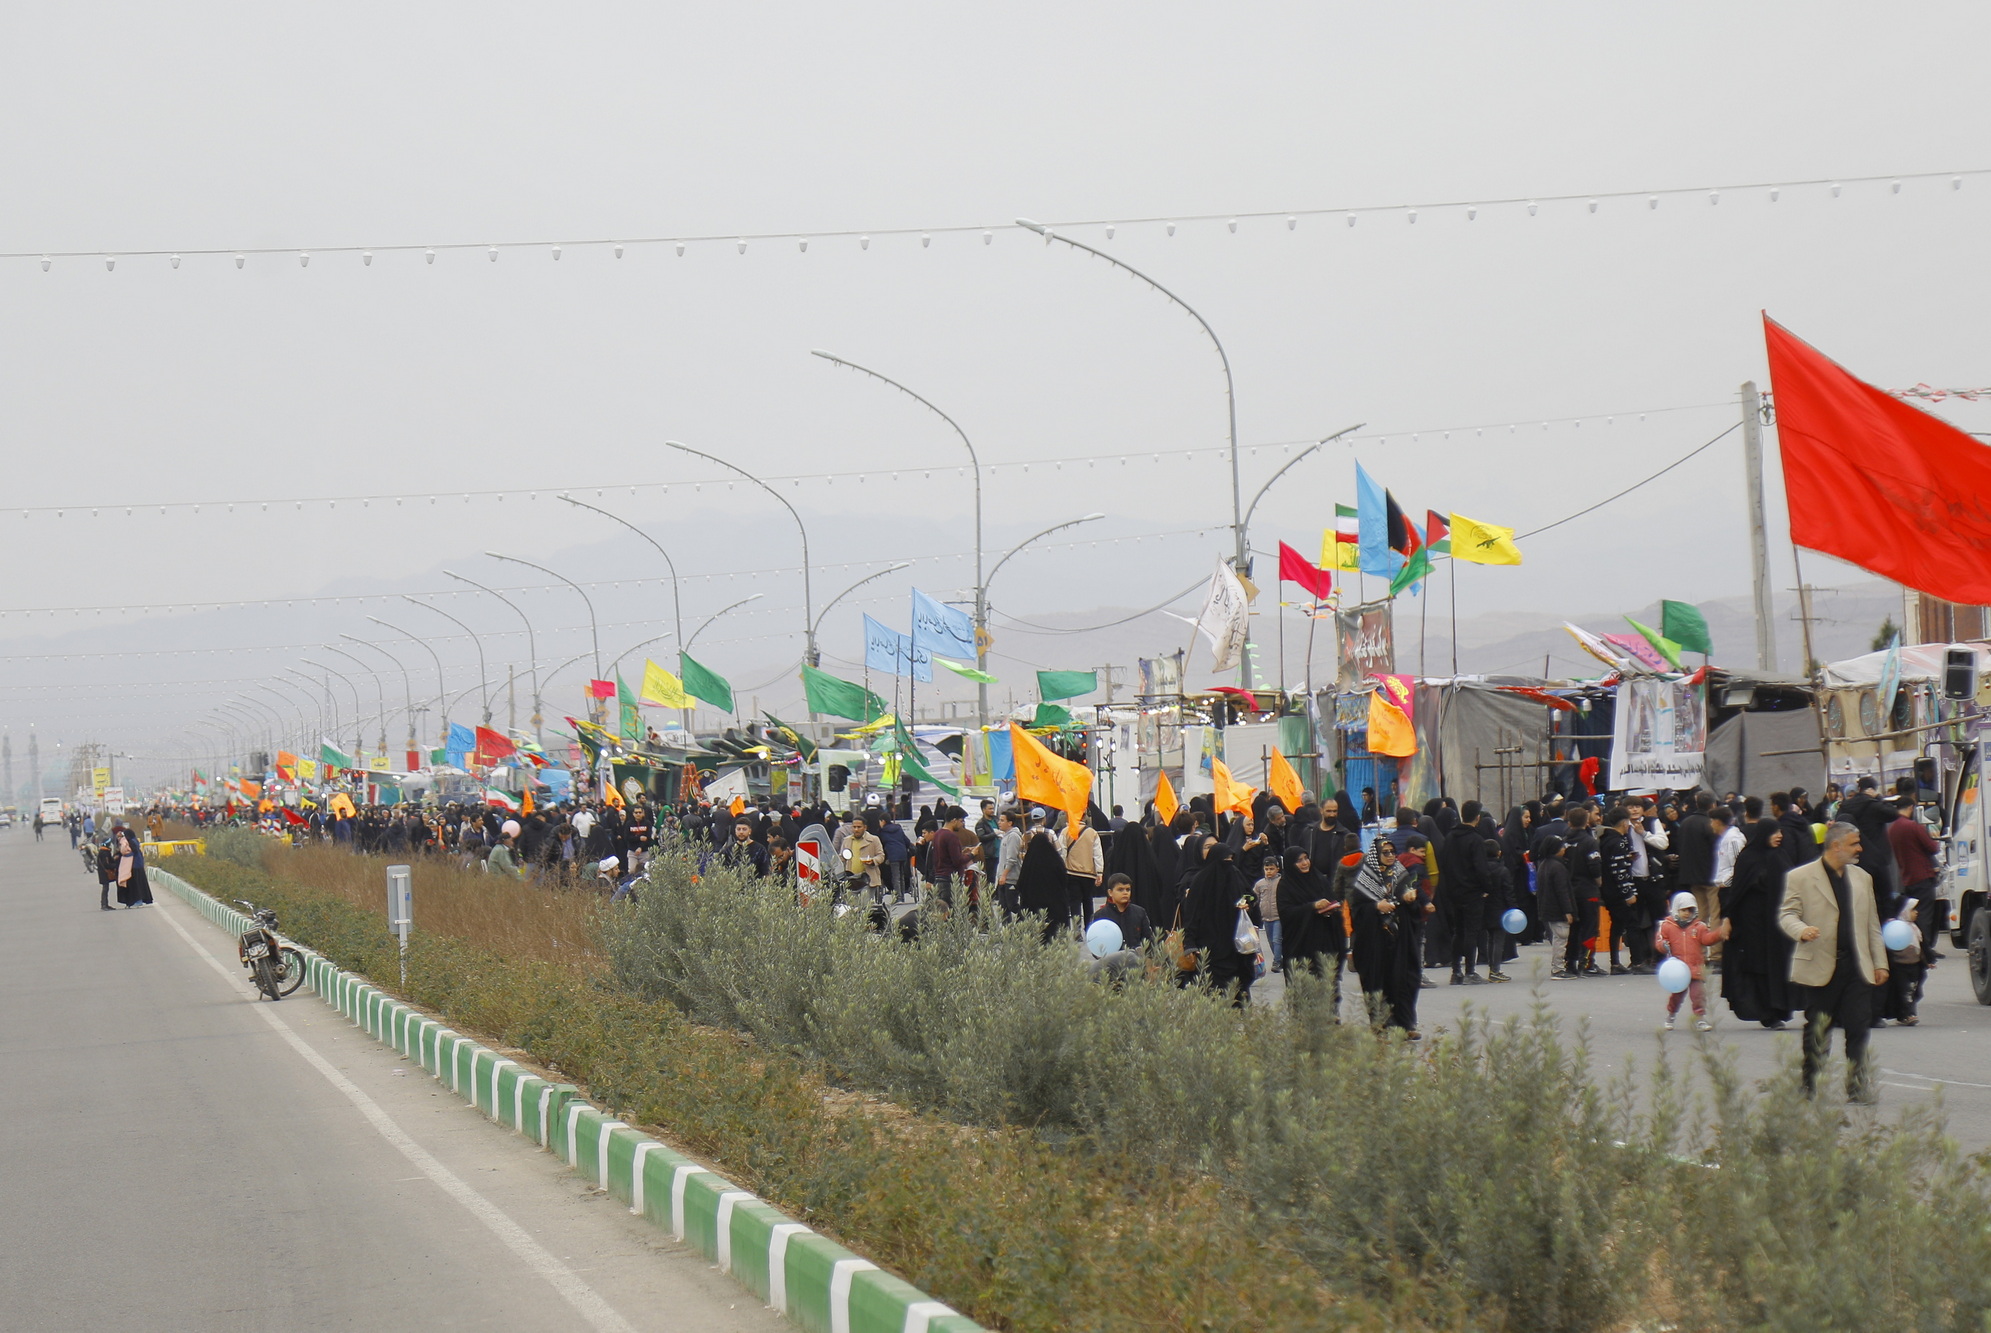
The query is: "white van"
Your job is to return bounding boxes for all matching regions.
[38,797,64,826]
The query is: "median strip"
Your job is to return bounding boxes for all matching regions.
[153,866,980,1333]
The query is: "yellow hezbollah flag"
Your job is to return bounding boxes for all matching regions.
[1009,722,1092,831]
[328,792,357,818]
[1268,747,1305,814]
[1154,768,1179,826]
[1449,513,1523,566]
[1366,689,1417,758]
[1323,528,1361,572]
[1211,758,1255,816]
[640,659,694,709]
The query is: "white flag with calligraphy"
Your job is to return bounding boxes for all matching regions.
[1195,558,1249,672]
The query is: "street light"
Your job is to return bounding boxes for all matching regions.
[985,513,1107,593]
[688,593,764,651]
[557,495,683,671]
[812,350,990,721]
[443,570,542,742]
[403,596,491,725]
[1240,424,1365,537]
[661,441,814,667]
[300,659,364,757]
[811,562,912,645]
[369,615,448,750]
[1016,217,1249,683]
[484,552,600,685]
[342,635,418,762]
[284,669,339,748]
[322,644,389,756]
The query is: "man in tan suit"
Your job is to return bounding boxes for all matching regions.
[1779,822,1889,1103]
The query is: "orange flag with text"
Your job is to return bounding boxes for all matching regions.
[1268,747,1305,813]
[1154,769,1179,826]
[1010,722,1093,830]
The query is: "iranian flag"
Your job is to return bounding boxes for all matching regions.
[482,789,519,812]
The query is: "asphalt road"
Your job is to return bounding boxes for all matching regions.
[0,831,788,1333]
[1253,929,1991,1146]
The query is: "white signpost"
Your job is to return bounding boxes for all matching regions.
[386,864,413,986]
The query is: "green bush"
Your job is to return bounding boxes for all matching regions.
[173,846,1991,1333]
[203,826,275,870]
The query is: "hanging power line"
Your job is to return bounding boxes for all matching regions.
[1514,423,1742,541]
[12,166,1980,268]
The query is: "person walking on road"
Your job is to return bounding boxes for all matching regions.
[1780,822,1889,1103]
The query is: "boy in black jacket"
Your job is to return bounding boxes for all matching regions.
[1535,835,1578,978]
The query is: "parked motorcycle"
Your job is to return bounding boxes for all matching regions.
[234,900,306,1000]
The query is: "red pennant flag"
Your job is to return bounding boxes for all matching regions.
[1766,315,1991,605]
[281,808,307,826]
[588,679,617,699]
[1276,541,1334,601]
[474,726,516,759]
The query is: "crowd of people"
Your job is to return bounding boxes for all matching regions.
[117,766,1934,1098]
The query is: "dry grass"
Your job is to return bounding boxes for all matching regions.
[266,843,608,967]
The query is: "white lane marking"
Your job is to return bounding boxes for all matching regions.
[154,900,639,1333]
[766,1222,806,1313]
[1881,1066,1991,1090]
[830,1258,878,1333]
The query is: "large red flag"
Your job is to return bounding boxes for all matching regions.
[1766,315,1991,604]
[1276,541,1334,600]
[474,726,516,759]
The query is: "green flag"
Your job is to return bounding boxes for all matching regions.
[616,672,642,743]
[1660,600,1713,656]
[1625,617,1684,671]
[1036,669,1098,701]
[893,719,958,797]
[1334,503,1358,519]
[1388,548,1432,598]
[934,657,999,684]
[678,652,734,713]
[762,711,817,762]
[800,664,887,722]
[1030,702,1073,729]
[320,739,355,769]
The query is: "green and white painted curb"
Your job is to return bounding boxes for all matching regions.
[155,868,980,1333]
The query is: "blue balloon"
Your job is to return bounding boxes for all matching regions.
[1657,957,1692,994]
[1501,908,1527,934]
[1085,918,1124,959]
[1882,919,1916,952]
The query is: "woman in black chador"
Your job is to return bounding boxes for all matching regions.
[1349,837,1422,1037]
[1720,819,1796,1028]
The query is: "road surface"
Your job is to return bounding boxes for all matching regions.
[0,832,788,1333]
[1255,927,1991,1145]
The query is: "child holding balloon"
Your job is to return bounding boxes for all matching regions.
[1656,891,1731,1031]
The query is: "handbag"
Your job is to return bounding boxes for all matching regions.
[1164,904,1196,972]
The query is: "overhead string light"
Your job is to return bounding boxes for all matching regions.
[5,398,1733,521]
[0,524,1232,622]
[13,167,1980,270]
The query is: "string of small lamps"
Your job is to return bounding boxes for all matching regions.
[10,167,1981,271]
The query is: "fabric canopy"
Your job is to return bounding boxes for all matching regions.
[1766,315,1991,605]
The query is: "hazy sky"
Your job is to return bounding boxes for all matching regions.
[4,3,1988,786]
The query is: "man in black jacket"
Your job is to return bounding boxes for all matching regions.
[1598,806,1643,974]
[1838,776,1900,902]
[1773,790,1819,866]
[1565,806,1605,976]
[1438,800,1495,984]
[1674,791,1718,917]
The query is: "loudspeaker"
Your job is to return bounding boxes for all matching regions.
[1944,647,1977,701]
[827,763,849,793]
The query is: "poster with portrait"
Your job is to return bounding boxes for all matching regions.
[1335,601,1396,692]
[1609,677,1706,789]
